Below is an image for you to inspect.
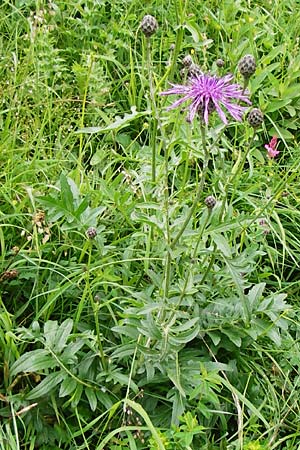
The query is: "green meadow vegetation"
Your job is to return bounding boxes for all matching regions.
[1,0,300,448]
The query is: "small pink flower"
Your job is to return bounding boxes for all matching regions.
[265,136,279,158]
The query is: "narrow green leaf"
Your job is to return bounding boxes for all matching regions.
[169,325,199,345]
[86,387,97,411]
[76,107,150,134]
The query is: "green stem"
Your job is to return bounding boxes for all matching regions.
[171,123,209,249]
[76,54,94,184]
[219,130,256,221]
[169,0,186,81]
[146,37,157,184]
[159,130,172,319]
[165,208,212,326]
[76,242,107,370]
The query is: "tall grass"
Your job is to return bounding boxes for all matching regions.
[0,1,300,449]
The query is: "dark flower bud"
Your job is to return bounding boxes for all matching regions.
[238,54,256,79]
[140,15,158,37]
[216,58,225,68]
[86,227,97,239]
[247,108,264,128]
[205,195,217,209]
[182,55,193,68]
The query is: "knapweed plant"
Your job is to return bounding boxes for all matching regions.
[108,15,290,447]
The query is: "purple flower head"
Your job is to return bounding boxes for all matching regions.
[161,73,251,125]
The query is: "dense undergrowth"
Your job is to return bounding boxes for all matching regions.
[1,0,300,449]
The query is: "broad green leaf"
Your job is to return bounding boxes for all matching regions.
[211,232,231,258]
[167,371,186,398]
[11,349,57,376]
[111,343,137,360]
[222,257,246,298]
[171,389,186,425]
[184,21,202,43]
[265,98,291,113]
[96,390,114,410]
[60,173,75,213]
[61,339,85,363]
[247,283,266,310]
[44,320,59,349]
[53,318,73,353]
[207,331,221,346]
[139,314,162,340]
[59,376,77,397]
[109,371,139,393]
[266,327,281,346]
[27,372,66,399]
[71,383,84,407]
[112,324,140,340]
[221,328,242,347]
[261,44,285,64]
[74,197,90,219]
[258,293,287,313]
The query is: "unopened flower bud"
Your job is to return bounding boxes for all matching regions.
[86,227,97,239]
[140,15,158,37]
[182,55,193,68]
[205,195,217,209]
[247,108,264,128]
[238,54,256,79]
[216,58,225,68]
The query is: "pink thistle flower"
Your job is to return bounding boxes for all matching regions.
[160,73,251,125]
[265,136,279,158]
